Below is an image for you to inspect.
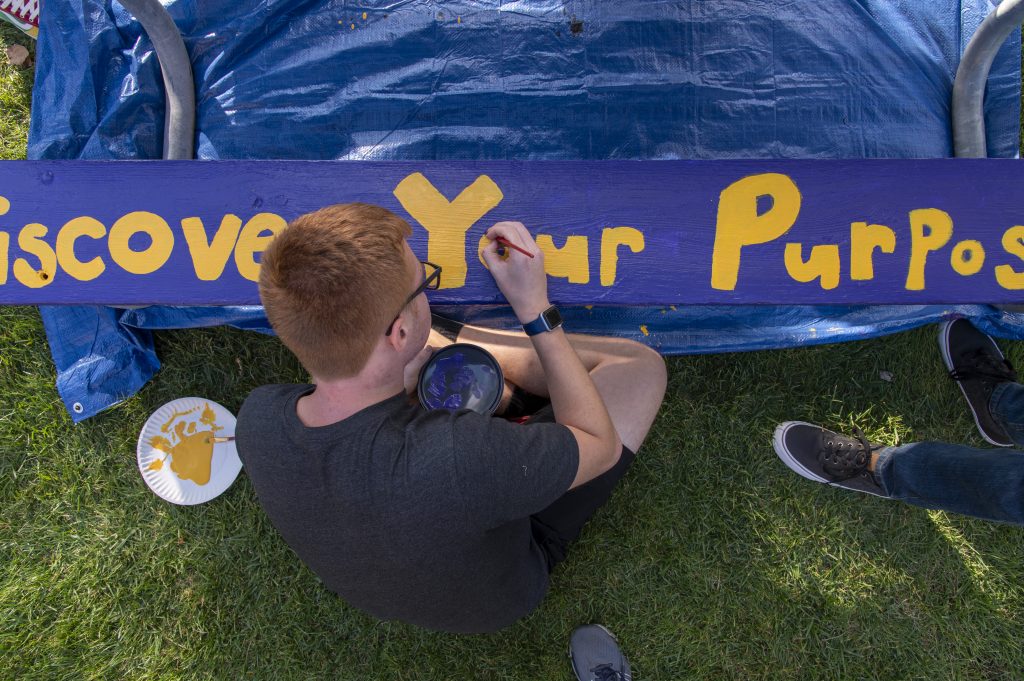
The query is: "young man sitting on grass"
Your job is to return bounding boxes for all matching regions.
[236,203,667,637]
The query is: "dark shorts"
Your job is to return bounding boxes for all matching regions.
[524,404,636,572]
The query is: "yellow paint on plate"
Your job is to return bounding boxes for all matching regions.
[167,429,216,485]
[148,403,223,486]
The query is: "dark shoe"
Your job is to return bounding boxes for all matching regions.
[430,313,464,343]
[570,625,632,681]
[499,384,551,420]
[773,422,886,497]
[939,319,1017,447]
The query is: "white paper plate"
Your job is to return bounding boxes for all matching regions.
[137,397,242,505]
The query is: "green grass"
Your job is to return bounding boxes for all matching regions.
[0,23,32,160]
[2,23,1023,681]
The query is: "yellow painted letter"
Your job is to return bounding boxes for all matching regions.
[109,211,174,275]
[850,222,895,281]
[995,225,1024,290]
[183,214,244,280]
[600,227,644,287]
[13,223,57,288]
[234,213,287,281]
[905,208,953,291]
[56,217,107,281]
[712,173,802,290]
[0,231,8,285]
[537,234,590,284]
[393,173,504,289]
[784,243,840,289]
[950,240,985,276]
[1,196,10,284]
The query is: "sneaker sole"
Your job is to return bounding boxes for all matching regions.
[772,422,887,498]
[938,320,1013,447]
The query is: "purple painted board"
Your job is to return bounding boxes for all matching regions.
[0,159,1022,305]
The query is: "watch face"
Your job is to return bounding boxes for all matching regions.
[542,306,563,329]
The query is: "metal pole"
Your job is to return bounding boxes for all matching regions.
[952,0,1024,158]
[117,0,195,160]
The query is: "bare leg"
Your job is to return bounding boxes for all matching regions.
[456,324,667,453]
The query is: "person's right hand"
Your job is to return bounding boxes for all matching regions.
[481,221,550,324]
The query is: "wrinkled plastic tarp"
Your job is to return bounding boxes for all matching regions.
[27,0,1024,421]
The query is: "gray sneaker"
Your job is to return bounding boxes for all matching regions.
[569,625,632,681]
[773,422,886,497]
[939,319,1018,447]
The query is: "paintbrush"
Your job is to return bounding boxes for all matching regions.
[495,236,535,258]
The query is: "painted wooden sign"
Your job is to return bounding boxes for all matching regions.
[0,160,1022,305]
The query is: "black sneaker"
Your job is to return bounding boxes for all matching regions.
[569,625,632,681]
[772,422,886,497]
[939,319,1018,447]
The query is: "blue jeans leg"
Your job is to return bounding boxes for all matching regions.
[873,382,1024,525]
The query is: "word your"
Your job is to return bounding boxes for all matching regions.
[712,173,1024,290]
[394,173,644,288]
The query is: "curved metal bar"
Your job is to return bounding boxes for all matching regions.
[952,0,1024,158]
[117,0,195,160]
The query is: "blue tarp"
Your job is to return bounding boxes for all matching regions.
[28,0,1024,421]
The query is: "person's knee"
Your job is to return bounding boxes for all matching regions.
[627,340,668,398]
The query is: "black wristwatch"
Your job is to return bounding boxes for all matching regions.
[523,305,563,336]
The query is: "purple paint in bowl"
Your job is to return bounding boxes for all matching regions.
[417,343,504,415]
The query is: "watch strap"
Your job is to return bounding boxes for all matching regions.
[523,306,561,336]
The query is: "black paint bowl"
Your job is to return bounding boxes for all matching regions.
[417,343,504,415]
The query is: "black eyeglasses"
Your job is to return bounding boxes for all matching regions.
[384,261,442,336]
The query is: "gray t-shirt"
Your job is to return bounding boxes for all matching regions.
[235,384,579,633]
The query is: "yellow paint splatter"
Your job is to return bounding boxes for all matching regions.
[670,305,677,311]
[338,20,343,24]
[585,305,593,310]
[362,11,367,19]
[200,403,219,429]
[457,16,462,23]
[640,325,650,336]
[167,429,216,485]
[148,406,222,486]
[350,23,355,29]
[160,406,199,432]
